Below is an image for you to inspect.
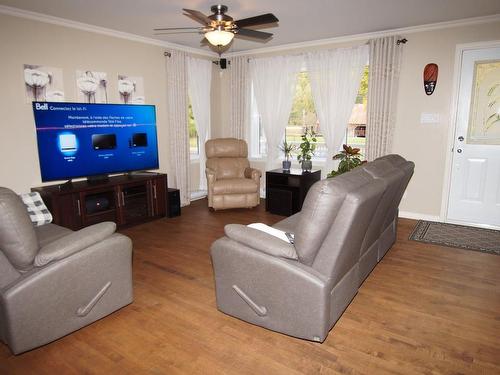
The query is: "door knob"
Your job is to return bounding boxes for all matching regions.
[457,149,462,153]
[458,136,464,141]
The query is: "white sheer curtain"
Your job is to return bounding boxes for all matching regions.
[249,55,303,170]
[228,56,250,140]
[187,56,212,191]
[306,45,369,173]
[365,36,404,160]
[166,50,190,206]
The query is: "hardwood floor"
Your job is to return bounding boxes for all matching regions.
[1,199,499,374]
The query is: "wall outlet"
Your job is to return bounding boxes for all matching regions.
[420,112,440,124]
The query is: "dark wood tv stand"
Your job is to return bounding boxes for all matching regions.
[32,173,168,230]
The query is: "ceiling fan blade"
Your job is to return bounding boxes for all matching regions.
[234,13,278,28]
[236,28,273,40]
[182,8,211,25]
[154,27,202,31]
[155,31,202,35]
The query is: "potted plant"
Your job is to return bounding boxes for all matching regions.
[297,127,317,172]
[327,144,366,178]
[279,140,296,171]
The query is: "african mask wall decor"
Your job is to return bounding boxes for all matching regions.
[424,63,438,95]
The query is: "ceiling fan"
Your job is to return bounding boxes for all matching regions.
[154,4,279,50]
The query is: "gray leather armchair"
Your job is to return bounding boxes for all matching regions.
[0,187,133,354]
[211,155,414,342]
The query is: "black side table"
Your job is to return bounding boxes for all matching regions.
[265,168,321,216]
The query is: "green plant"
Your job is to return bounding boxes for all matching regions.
[279,141,297,161]
[327,144,366,178]
[297,127,317,164]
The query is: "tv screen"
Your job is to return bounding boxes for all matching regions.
[33,102,159,182]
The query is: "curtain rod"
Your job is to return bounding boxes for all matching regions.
[164,37,407,61]
[242,37,407,63]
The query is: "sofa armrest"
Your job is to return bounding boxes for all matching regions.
[210,236,331,341]
[34,222,116,267]
[205,168,217,207]
[244,167,262,183]
[224,224,297,260]
[206,168,217,183]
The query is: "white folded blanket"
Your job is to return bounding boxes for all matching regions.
[247,223,292,243]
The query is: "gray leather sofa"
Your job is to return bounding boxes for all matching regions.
[0,187,133,354]
[211,154,414,342]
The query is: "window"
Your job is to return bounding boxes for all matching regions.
[188,99,199,157]
[286,71,326,159]
[249,65,369,160]
[346,65,369,155]
[249,86,266,158]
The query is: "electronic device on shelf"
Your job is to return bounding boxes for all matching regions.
[32,102,159,183]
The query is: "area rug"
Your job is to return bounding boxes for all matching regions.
[409,220,500,256]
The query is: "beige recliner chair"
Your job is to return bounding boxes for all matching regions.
[205,138,261,210]
[0,187,133,354]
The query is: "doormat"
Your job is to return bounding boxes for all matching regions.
[409,220,500,256]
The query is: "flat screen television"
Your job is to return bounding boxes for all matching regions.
[32,102,159,182]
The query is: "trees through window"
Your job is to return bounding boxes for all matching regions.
[188,99,199,156]
[250,66,369,159]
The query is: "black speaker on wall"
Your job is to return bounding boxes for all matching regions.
[167,188,181,217]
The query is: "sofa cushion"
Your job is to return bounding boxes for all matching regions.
[294,171,373,266]
[0,188,39,271]
[207,158,249,180]
[206,138,248,158]
[213,178,258,195]
[375,154,407,167]
[19,192,53,226]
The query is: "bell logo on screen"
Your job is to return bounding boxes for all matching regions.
[35,103,49,110]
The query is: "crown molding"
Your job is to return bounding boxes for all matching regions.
[0,4,217,57]
[225,13,500,57]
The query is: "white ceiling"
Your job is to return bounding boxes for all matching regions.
[2,0,500,53]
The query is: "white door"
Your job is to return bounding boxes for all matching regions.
[447,46,500,229]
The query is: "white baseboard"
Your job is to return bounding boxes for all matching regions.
[398,211,441,222]
[190,190,207,201]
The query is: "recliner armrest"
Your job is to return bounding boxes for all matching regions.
[34,222,116,267]
[244,167,262,181]
[205,168,217,181]
[224,224,297,260]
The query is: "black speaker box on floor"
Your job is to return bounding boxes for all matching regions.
[167,188,181,217]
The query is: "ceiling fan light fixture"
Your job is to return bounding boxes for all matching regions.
[204,29,234,47]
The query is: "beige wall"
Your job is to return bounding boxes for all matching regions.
[0,13,170,193]
[393,22,500,217]
[215,20,500,218]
